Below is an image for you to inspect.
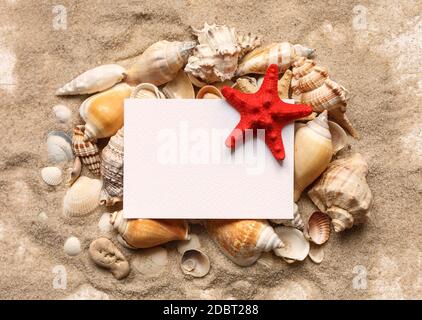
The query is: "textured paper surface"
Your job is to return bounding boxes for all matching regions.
[124,99,294,219]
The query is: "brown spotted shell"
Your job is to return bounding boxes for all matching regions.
[72,125,101,176]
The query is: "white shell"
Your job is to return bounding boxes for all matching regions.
[180,249,210,278]
[56,64,126,96]
[270,203,304,229]
[47,131,73,163]
[162,71,195,99]
[177,234,201,254]
[308,243,324,264]
[64,236,82,256]
[98,212,113,233]
[38,211,48,223]
[328,120,348,154]
[41,166,62,186]
[273,226,310,261]
[63,176,102,217]
[52,104,71,123]
[130,83,166,99]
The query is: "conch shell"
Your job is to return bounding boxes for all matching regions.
[56,64,126,96]
[205,219,283,267]
[71,125,101,176]
[79,83,132,141]
[185,23,241,84]
[308,153,373,232]
[110,211,190,249]
[236,42,315,77]
[100,128,123,206]
[237,32,261,59]
[294,111,333,201]
[125,40,196,86]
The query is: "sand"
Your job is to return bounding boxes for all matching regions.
[0,0,421,299]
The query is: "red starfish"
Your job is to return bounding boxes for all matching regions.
[221,64,313,160]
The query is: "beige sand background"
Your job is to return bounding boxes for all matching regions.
[0,0,421,299]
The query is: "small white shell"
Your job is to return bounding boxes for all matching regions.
[308,243,324,264]
[98,213,113,233]
[47,131,73,163]
[177,234,201,254]
[64,236,82,256]
[273,226,310,261]
[41,166,62,186]
[63,176,102,217]
[38,211,48,223]
[130,83,166,99]
[52,104,71,123]
[180,249,210,278]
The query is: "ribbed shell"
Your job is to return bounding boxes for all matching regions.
[63,176,102,217]
[72,126,100,176]
[291,66,328,95]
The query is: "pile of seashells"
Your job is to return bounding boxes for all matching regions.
[43,23,373,279]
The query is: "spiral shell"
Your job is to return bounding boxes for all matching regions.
[270,203,304,230]
[180,249,210,278]
[71,126,100,176]
[63,176,102,217]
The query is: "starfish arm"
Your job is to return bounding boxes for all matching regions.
[273,101,313,120]
[221,86,252,111]
[258,64,279,96]
[265,125,286,160]
[225,118,250,148]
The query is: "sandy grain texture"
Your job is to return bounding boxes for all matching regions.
[0,0,421,299]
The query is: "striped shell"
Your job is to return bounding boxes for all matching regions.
[305,211,331,245]
[63,176,102,217]
[72,126,101,176]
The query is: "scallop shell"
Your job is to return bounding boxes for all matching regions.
[180,249,210,278]
[270,203,304,229]
[46,131,74,163]
[67,156,82,186]
[110,211,190,249]
[125,40,196,86]
[308,153,372,232]
[80,83,131,141]
[306,211,331,245]
[52,104,71,123]
[236,42,315,77]
[130,83,166,99]
[162,71,194,99]
[63,176,102,217]
[100,128,123,206]
[328,120,348,154]
[294,111,333,201]
[273,226,310,261]
[196,85,223,99]
[308,243,324,264]
[41,166,62,186]
[72,126,101,176]
[205,219,283,267]
[56,64,126,96]
[237,32,261,59]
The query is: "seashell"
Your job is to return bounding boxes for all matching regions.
[205,219,283,267]
[196,85,223,99]
[41,166,62,186]
[180,249,210,278]
[328,120,348,154]
[66,156,82,186]
[177,234,201,254]
[329,107,360,139]
[71,126,101,176]
[306,211,331,245]
[187,73,207,88]
[234,77,258,93]
[214,80,235,90]
[132,246,168,276]
[192,23,239,55]
[297,112,317,122]
[308,243,324,264]
[292,57,317,79]
[130,83,166,99]
[291,66,328,95]
[79,83,131,141]
[294,111,333,201]
[52,104,71,123]
[89,237,130,280]
[100,128,123,206]
[47,131,73,163]
[63,176,102,217]
[38,211,48,223]
[308,153,373,232]
[236,42,315,77]
[273,226,310,261]
[110,211,190,249]
[278,69,292,99]
[237,32,261,59]
[98,212,113,233]
[64,236,82,256]
[125,40,196,86]
[56,64,126,96]
[162,70,194,99]
[270,203,304,230]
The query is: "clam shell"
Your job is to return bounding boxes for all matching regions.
[47,131,73,163]
[41,166,62,186]
[196,85,223,99]
[273,226,310,261]
[162,71,194,99]
[130,83,166,99]
[308,243,324,264]
[63,176,102,217]
[328,120,348,154]
[64,236,82,256]
[56,64,126,96]
[72,126,101,176]
[306,211,331,245]
[52,104,71,123]
[180,249,210,278]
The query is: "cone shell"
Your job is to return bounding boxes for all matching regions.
[63,176,102,217]
[273,226,310,261]
[110,211,190,249]
[294,111,333,201]
[125,40,196,86]
[236,42,314,77]
[56,64,126,96]
[80,83,132,141]
[100,128,123,206]
[41,166,62,186]
[162,71,195,99]
[72,126,101,176]
[196,85,223,99]
[308,153,372,232]
[180,249,210,278]
[205,219,283,267]
[306,211,331,245]
[130,83,166,99]
[270,203,304,229]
